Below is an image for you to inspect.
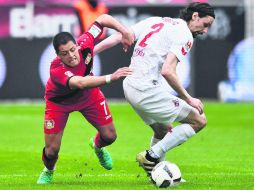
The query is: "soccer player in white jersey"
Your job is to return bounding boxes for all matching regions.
[94,2,215,176]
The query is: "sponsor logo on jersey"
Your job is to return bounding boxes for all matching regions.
[64,71,74,77]
[181,41,192,56]
[45,119,55,129]
[85,53,92,65]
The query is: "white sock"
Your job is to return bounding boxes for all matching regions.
[151,124,196,158]
[150,136,166,161]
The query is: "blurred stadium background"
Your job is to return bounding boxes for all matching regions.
[0,0,254,102]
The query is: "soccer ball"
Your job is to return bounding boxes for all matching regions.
[151,161,181,188]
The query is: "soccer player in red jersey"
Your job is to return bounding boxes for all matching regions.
[37,14,134,184]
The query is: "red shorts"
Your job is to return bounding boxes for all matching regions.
[44,88,113,134]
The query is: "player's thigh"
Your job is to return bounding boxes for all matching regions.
[44,100,70,134]
[123,79,145,106]
[123,81,157,124]
[79,94,114,131]
[44,110,69,134]
[124,84,189,125]
[44,108,69,151]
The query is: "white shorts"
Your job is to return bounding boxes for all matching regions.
[123,79,192,125]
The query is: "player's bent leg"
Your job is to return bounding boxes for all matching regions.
[150,123,172,161]
[89,137,113,170]
[37,131,63,184]
[94,122,117,148]
[149,108,207,160]
[90,122,116,170]
[180,109,207,132]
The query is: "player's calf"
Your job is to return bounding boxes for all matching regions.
[191,113,207,132]
[42,147,58,170]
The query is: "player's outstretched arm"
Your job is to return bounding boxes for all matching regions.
[94,32,122,55]
[95,14,134,51]
[68,67,132,89]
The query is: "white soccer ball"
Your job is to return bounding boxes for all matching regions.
[151,161,182,188]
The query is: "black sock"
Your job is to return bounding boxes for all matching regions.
[42,147,58,170]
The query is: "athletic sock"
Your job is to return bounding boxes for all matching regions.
[146,150,159,162]
[151,124,196,158]
[42,147,58,170]
[150,136,166,161]
[94,133,111,148]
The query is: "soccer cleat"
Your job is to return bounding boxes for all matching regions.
[89,138,113,170]
[136,151,159,176]
[37,167,54,184]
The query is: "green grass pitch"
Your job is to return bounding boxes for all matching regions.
[0,101,253,190]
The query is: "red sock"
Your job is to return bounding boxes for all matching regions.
[94,133,110,148]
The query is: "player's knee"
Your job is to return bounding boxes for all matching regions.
[103,133,117,145]
[101,128,117,145]
[196,114,207,131]
[109,132,117,144]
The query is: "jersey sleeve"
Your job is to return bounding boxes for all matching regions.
[50,59,75,88]
[77,22,103,50]
[169,27,193,62]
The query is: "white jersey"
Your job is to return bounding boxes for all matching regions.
[126,17,193,91]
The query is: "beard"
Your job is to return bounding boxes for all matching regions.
[192,31,203,38]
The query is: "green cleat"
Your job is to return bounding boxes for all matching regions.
[89,138,113,170]
[37,167,54,184]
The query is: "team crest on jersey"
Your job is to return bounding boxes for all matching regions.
[64,71,74,77]
[85,53,92,65]
[44,119,55,129]
[172,99,180,107]
[181,41,192,56]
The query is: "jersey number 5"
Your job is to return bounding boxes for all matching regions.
[138,23,164,48]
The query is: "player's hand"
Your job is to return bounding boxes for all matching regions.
[121,29,134,52]
[186,97,204,114]
[111,67,133,81]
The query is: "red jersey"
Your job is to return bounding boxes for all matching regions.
[45,22,103,104]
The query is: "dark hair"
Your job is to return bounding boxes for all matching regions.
[179,2,215,22]
[53,32,76,54]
